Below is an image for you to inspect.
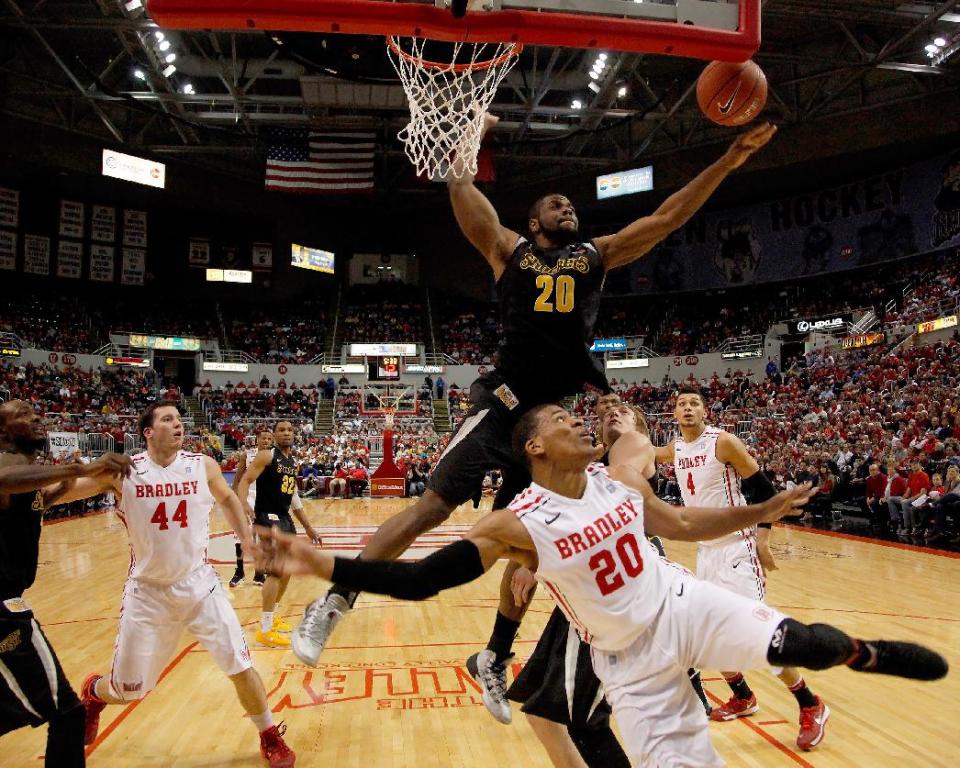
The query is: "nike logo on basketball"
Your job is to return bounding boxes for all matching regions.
[717,84,741,115]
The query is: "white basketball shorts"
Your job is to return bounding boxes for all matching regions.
[590,571,786,767]
[696,534,765,602]
[108,564,252,701]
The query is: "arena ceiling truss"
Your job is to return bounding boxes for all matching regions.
[1,1,959,190]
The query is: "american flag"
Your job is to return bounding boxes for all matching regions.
[265,128,376,193]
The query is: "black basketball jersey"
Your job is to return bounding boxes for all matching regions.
[495,237,609,403]
[254,448,296,517]
[0,483,45,600]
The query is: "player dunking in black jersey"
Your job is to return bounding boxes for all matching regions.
[237,420,319,648]
[293,113,776,729]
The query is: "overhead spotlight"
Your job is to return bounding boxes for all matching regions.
[158,39,171,52]
[124,0,143,10]
[182,83,195,95]
[571,99,583,109]
[587,82,600,94]
[153,31,164,41]
[598,52,608,61]
[133,68,146,81]
[617,85,628,97]
[934,36,947,47]
[165,53,176,63]
[162,64,177,77]
[926,43,940,53]
[589,70,599,80]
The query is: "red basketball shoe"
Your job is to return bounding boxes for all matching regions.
[80,674,107,745]
[709,694,759,721]
[260,722,296,767]
[796,697,830,751]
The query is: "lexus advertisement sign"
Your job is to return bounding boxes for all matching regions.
[787,313,853,335]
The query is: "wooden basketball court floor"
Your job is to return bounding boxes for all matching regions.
[5,497,959,767]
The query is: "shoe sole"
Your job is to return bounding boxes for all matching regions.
[798,705,830,751]
[292,632,322,667]
[710,704,759,721]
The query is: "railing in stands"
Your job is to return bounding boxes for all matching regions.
[0,331,23,350]
[603,336,657,362]
[714,334,764,354]
[123,434,143,454]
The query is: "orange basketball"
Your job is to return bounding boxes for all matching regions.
[696,59,767,126]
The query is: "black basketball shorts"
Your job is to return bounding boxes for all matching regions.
[506,607,613,729]
[0,604,81,734]
[254,509,296,536]
[428,375,532,509]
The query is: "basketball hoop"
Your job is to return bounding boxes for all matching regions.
[386,35,522,180]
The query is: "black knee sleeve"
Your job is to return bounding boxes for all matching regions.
[568,724,631,768]
[766,618,854,671]
[45,702,85,768]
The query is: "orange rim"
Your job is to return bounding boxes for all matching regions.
[386,36,523,73]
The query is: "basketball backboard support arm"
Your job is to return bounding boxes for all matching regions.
[147,0,761,61]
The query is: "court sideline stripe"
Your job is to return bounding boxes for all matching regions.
[780,524,960,559]
[704,689,815,768]
[85,641,198,757]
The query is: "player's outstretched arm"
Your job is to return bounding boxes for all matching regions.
[594,123,776,270]
[254,508,537,600]
[1,453,132,508]
[204,455,253,549]
[448,114,519,280]
[653,439,675,465]
[609,463,813,541]
[608,430,656,478]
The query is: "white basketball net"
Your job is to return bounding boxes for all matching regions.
[387,36,522,180]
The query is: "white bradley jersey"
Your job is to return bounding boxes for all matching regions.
[514,464,679,652]
[120,451,216,585]
[674,426,752,546]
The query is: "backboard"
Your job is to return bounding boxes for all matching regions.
[147,0,761,62]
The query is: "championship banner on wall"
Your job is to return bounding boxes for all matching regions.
[121,248,145,285]
[59,200,84,239]
[621,149,960,294]
[23,235,50,276]
[91,205,116,242]
[189,238,210,266]
[48,432,80,459]
[56,240,83,279]
[0,187,19,228]
[90,244,115,282]
[123,209,148,247]
[0,230,15,271]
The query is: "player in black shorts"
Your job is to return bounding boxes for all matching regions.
[292,112,777,724]
[237,420,320,649]
[0,400,131,767]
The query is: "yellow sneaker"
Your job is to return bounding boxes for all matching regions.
[272,615,293,633]
[256,628,291,648]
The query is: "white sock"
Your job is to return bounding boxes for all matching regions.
[261,612,274,633]
[251,709,273,732]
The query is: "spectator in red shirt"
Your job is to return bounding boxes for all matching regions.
[863,463,887,523]
[348,464,369,497]
[329,464,349,499]
[895,459,931,535]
